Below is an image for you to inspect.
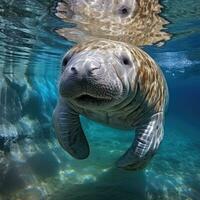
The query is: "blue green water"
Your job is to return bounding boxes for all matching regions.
[0,0,200,199]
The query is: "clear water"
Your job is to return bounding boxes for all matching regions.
[0,0,200,199]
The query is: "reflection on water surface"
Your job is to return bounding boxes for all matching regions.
[56,0,170,46]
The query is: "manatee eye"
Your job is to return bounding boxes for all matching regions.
[61,52,73,72]
[62,55,70,67]
[118,6,130,17]
[121,56,131,66]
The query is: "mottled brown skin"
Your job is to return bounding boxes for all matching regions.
[71,40,168,128]
[56,0,170,46]
[53,39,168,170]
[66,40,167,126]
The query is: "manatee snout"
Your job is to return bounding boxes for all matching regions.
[59,53,124,108]
[66,59,101,78]
[59,56,103,98]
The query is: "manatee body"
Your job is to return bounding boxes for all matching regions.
[56,0,170,46]
[53,39,168,170]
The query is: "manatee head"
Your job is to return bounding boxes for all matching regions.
[59,39,138,110]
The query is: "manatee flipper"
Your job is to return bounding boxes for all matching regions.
[117,112,164,170]
[53,98,90,159]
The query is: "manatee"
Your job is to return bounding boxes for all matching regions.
[56,0,170,46]
[53,39,168,170]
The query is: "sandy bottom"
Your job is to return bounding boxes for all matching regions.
[0,114,199,200]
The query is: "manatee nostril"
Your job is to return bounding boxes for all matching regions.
[87,66,100,75]
[69,62,101,76]
[71,66,77,74]
[85,61,101,74]
[91,66,100,71]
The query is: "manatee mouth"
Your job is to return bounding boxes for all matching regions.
[75,94,112,104]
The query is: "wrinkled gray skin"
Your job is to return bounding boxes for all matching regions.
[53,41,165,170]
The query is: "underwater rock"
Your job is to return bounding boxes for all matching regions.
[26,151,60,179]
[0,116,47,153]
[0,79,22,123]
[4,75,52,138]
[15,117,35,139]
[0,119,19,152]
[4,76,46,118]
[16,187,46,200]
[0,160,25,195]
[49,168,146,200]
[0,75,54,153]
[0,151,9,188]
